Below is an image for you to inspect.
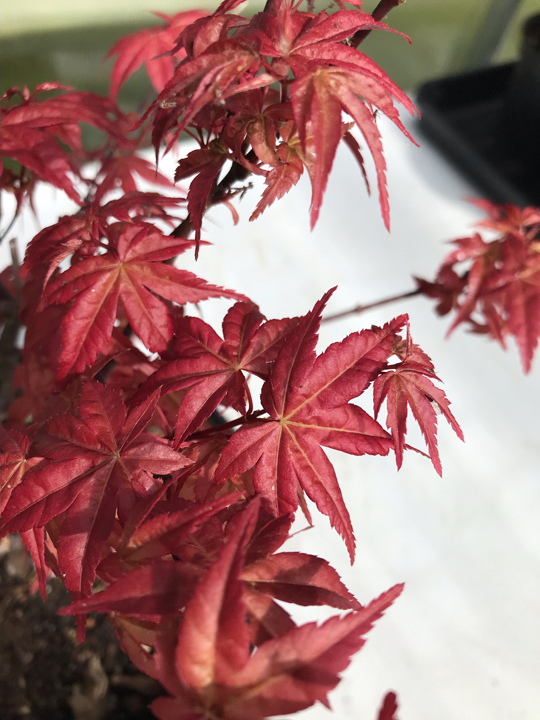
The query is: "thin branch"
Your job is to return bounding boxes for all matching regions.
[0,209,19,245]
[352,0,405,47]
[322,288,421,323]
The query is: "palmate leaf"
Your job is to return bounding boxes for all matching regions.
[373,339,464,476]
[417,202,540,372]
[22,192,186,292]
[150,518,403,720]
[148,42,275,154]
[1,86,129,202]
[139,301,297,444]
[93,154,177,204]
[64,500,360,629]
[241,551,361,610]
[253,4,417,228]
[216,290,402,561]
[217,584,403,720]
[107,10,209,100]
[59,560,201,618]
[1,381,189,603]
[41,221,245,379]
[174,138,231,247]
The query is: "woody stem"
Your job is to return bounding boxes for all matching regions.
[352,0,405,47]
[321,288,421,323]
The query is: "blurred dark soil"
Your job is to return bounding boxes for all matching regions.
[0,537,164,720]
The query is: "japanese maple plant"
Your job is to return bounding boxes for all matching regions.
[2,0,539,718]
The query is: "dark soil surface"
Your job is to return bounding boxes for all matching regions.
[0,537,165,720]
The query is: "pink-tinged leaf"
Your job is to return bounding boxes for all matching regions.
[41,222,246,378]
[1,381,189,599]
[217,293,399,561]
[504,273,540,374]
[373,340,464,475]
[107,10,208,100]
[243,589,296,644]
[148,43,270,153]
[245,511,293,565]
[241,551,361,609]
[217,583,404,720]
[250,142,304,222]
[94,154,177,204]
[175,140,230,249]
[284,26,418,229]
[1,89,129,201]
[137,303,296,444]
[111,616,182,697]
[59,560,200,617]
[123,493,240,563]
[175,499,260,689]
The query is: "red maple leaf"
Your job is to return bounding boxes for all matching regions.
[1,85,129,203]
[373,331,464,476]
[241,550,361,610]
[107,10,209,101]
[470,199,540,237]
[139,300,297,444]
[253,5,417,228]
[418,201,540,372]
[22,192,186,290]
[249,120,305,221]
[146,500,403,719]
[494,231,540,372]
[1,381,190,604]
[216,290,401,560]
[62,499,360,647]
[40,221,245,378]
[146,40,276,154]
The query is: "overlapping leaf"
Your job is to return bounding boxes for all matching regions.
[216,290,402,560]
[373,337,464,476]
[40,221,245,378]
[1,86,128,202]
[418,201,540,372]
[0,428,40,513]
[253,5,417,228]
[1,381,189,601]
[150,543,403,720]
[139,301,297,443]
[107,10,209,100]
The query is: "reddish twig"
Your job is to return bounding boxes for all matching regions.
[322,288,421,323]
[352,0,405,47]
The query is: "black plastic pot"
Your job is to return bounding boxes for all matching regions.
[417,13,540,207]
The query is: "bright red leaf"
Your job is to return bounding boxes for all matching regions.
[40,221,245,378]
[139,301,297,444]
[216,290,401,561]
[107,10,209,100]
[151,581,403,720]
[373,334,464,476]
[1,381,190,601]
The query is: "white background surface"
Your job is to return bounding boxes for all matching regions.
[2,111,540,719]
